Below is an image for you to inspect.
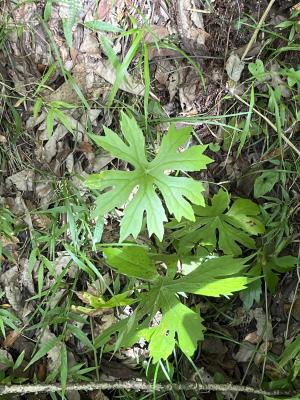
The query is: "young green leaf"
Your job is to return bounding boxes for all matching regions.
[86,113,212,241]
[248,59,266,81]
[255,254,298,294]
[76,291,136,310]
[169,189,264,255]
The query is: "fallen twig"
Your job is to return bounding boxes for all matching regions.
[0,381,298,396]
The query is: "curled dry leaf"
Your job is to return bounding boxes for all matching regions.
[3,329,22,350]
[226,53,245,83]
[175,0,208,54]
[251,308,274,342]
[0,266,23,314]
[6,170,35,192]
[234,342,256,363]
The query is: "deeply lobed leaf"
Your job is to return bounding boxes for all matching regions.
[85,113,212,241]
[169,189,265,255]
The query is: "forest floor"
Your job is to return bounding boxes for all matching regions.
[0,1,299,399]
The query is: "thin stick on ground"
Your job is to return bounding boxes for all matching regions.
[0,381,299,396]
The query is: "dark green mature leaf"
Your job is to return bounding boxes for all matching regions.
[94,247,249,362]
[279,334,300,367]
[254,171,280,198]
[258,255,298,293]
[85,113,212,241]
[169,189,265,255]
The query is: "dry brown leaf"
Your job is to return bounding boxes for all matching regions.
[79,142,94,153]
[0,134,7,143]
[3,330,21,349]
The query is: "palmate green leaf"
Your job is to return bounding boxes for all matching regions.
[139,290,205,363]
[85,113,212,241]
[94,247,249,363]
[169,189,265,255]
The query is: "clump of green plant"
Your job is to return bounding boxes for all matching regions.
[78,245,250,363]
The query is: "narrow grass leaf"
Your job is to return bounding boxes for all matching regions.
[237,83,255,155]
[60,343,68,398]
[63,19,73,48]
[33,64,56,97]
[92,217,104,250]
[107,31,143,106]
[84,20,123,32]
[46,109,55,138]
[28,247,38,274]
[33,99,43,118]
[37,263,44,297]
[99,34,120,69]
[43,0,52,21]
[25,336,61,370]
[13,350,25,370]
[67,324,94,350]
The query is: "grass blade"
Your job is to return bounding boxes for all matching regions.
[25,336,61,370]
[107,30,144,106]
[60,343,68,398]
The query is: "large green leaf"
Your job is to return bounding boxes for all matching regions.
[94,247,249,363]
[85,113,212,241]
[169,189,265,255]
[103,246,158,281]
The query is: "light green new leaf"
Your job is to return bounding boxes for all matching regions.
[86,113,212,241]
[170,189,265,255]
[140,290,205,364]
[79,291,136,309]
